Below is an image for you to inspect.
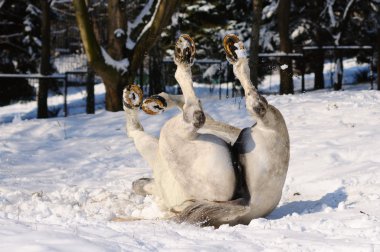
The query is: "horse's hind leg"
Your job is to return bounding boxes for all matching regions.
[123,85,158,196]
[223,34,269,121]
[142,92,241,144]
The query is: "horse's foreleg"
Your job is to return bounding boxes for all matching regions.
[123,85,158,196]
[141,92,184,115]
[142,92,241,144]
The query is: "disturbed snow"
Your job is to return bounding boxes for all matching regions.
[0,86,380,251]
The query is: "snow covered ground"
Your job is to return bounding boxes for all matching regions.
[1,81,380,251]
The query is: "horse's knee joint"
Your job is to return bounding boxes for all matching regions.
[193,110,206,128]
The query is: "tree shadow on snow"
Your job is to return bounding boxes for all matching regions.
[267,187,347,219]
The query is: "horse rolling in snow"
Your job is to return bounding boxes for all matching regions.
[122,34,290,227]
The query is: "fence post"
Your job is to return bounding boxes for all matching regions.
[86,67,95,114]
[38,0,51,118]
[370,48,374,90]
[64,73,68,117]
[301,50,305,92]
[218,63,222,100]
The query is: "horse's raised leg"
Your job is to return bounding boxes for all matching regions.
[223,34,290,222]
[223,34,269,122]
[123,85,157,196]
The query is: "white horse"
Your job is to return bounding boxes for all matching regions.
[123,34,289,227]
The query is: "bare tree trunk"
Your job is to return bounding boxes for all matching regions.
[277,0,294,94]
[38,0,50,118]
[74,0,123,111]
[107,0,127,59]
[86,67,95,114]
[311,30,325,90]
[105,0,128,109]
[249,0,262,89]
[105,84,123,110]
[331,1,356,91]
[139,62,144,89]
[88,0,103,44]
[313,49,325,89]
[73,0,180,111]
[149,44,163,96]
[127,0,180,84]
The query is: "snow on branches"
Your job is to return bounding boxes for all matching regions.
[101,47,129,74]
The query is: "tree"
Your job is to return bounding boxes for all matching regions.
[249,0,263,89]
[318,0,357,90]
[277,0,293,94]
[148,42,163,95]
[291,0,328,90]
[37,0,51,118]
[73,0,180,111]
[0,0,41,72]
[346,0,380,90]
[0,0,40,106]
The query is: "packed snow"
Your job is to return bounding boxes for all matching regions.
[0,79,379,250]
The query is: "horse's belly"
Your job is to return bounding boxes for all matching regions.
[189,134,236,200]
[157,133,236,209]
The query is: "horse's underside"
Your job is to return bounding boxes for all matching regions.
[122,34,290,227]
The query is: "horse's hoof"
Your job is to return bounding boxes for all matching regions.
[141,95,167,115]
[223,34,246,63]
[123,84,143,110]
[174,34,196,66]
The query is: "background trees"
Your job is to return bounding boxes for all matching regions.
[0,0,40,106]
[38,0,51,118]
[73,0,180,111]
[249,0,263,89]
[1,0,379,109]
[277,0,293,94]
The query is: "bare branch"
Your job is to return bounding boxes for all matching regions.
[127,0,155,38]
[0,33,23,39]
[342,0,356,22]
[72,0,119,86]
[128,0,181,81]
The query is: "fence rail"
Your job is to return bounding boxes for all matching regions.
[1,44,376,119]
[0,71,92,117]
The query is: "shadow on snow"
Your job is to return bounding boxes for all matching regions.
[268,187,347,219]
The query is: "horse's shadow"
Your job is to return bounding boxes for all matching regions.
[268,187,347,219]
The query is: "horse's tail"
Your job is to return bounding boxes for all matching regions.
[173,198,250,227]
